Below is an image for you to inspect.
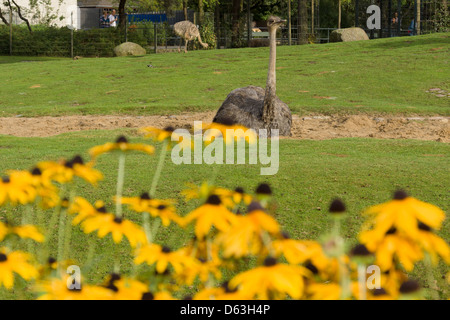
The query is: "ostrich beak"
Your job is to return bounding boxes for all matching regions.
[277,19,287,26]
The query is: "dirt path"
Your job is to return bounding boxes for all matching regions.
[0,112,448,142]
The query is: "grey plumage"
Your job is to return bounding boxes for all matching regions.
[213,16,292,136]
[174,21,209,53]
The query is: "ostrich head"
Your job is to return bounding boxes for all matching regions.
[267,16,286,29]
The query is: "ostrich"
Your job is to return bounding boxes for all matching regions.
[212,16,292,137]
[174,21,209,53]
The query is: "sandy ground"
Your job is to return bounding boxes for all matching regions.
[0,112,448,142]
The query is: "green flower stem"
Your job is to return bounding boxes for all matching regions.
[115,153,126,219]
[424,254,439,300]
[333,218,350,300]
[63,190,76,264]
[149,140,168,197]
[143,212,152,242]
[357,263,367,300]
[56,209,66,272]
[114,244,120,274]
[150,219,161,241]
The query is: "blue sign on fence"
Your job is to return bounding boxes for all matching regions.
[128,13,168,23]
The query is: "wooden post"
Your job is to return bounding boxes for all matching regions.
[71,12,74,59]
[288,0,292,45]
[311,0,314,38]
[417,0,421,34]
[247,0,251,46]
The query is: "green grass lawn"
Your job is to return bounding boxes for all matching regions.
[0,130,448,299]
[1,33,449,117]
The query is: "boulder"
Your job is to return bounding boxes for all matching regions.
[113,42,146,57]
[329,28,369,42]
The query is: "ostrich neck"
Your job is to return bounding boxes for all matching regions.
[263,27,277,124]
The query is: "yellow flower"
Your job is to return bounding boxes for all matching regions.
[415,223,450,265]
[0,221,44,243]
[134,244,194,274]
[68,197,110,225]
[306,282,341,300]
[176,254,222,285]
[272,235,329,270]
[362,190,446,241]
[361,231,423,271]
[119,193,182,227]
[229,257,311,300]
[181,181,216,202]
[81,213,147,248]
[214,187,253,209]
[194,283,252,300]
[0,248,39,289]
[37,155,103,186]
[0,173,36,206]
[182,195,238,239]
[215,202,279,259]
[35,276,113,300]
[104,274,149,300]
[89,136,155,158]
[201,122,257,145]
[141,126,193,150]
[368,288,396,300]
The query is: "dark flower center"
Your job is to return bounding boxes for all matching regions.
[116,136,128,143]
[351,244,372,257]
[256,183,272,195]
[2,176,10,184]
[183,295,193,300]
[164,126,175,132]
[141,292,154,300]
[418,222,432,232]
[109,273,121,282]
[113,217,123,224]
[48,257,57,265]
[106,283,119,292]
[281,231,291,239]
[263,257,277,267]
[234,187,245,194]
[329,199,346,213]
[162,246,171,253]
[206,195,221,205]
[64,160,74,169]
[31,167,42,176]
[140,192,151,200]
[97,206,107,213]
[221,281,237,293]
[0,253,7,262]
[393,190,408,200]
[157,205,166,210]
[386,227,397,235]
[372,288,388,296]
[305,261,319,274]
[71,155,84,165]
[247,201,264,213]
[399,280,420,294]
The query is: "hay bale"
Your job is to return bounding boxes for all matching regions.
[329,28,369,42]
[113,42,146,57]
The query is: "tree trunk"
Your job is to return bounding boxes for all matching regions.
[118,0,127,31]
[0,8,9,25]
[231,0,243,47]
[198,0,204,24]
[416,0,421,34]
[298,0,308,44]
[338,0,341,29]
[11,0,32,33]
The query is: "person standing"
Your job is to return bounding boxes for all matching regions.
[100,10,110,28]
[109,9,117,28]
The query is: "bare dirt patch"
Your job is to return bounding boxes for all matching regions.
[0,113,448,142]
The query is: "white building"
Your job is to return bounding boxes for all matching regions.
[0,0,114,29]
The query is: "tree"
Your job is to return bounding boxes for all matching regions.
[298,0,308,44]
[119,0,127,30]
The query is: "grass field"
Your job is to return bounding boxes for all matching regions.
[0,130,448,298]
[0,33,449,117]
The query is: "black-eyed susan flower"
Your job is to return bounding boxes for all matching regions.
[176,255,222,285]
[215,202,279,259]
[141,126,193,150]
[202,122,257,145]
[368,288,395,300]
[0,173,36,206]
[68,197,110,225]
[35,275,113,300]
[119,193,182,227]
[362,190,445,241]
[0,248,39,289]
[134,244,194,274]
[194,282,251,300]
[0,222,45,243]
[103,273,149,300]
[229,257,311,300]
[272,234,329,271]
[89,136,155,158]
[306,282,342,300]
[182,195,238,239]
[214,187,253,209]
[81,213,147,248]
[181,181,216,202]
[415,222,450,265]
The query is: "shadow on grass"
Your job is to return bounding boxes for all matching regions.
[366,33,450,50]
[0,55,67,64]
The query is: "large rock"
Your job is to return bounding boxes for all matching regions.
[329,28,369,42]
[113,42,146,57]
